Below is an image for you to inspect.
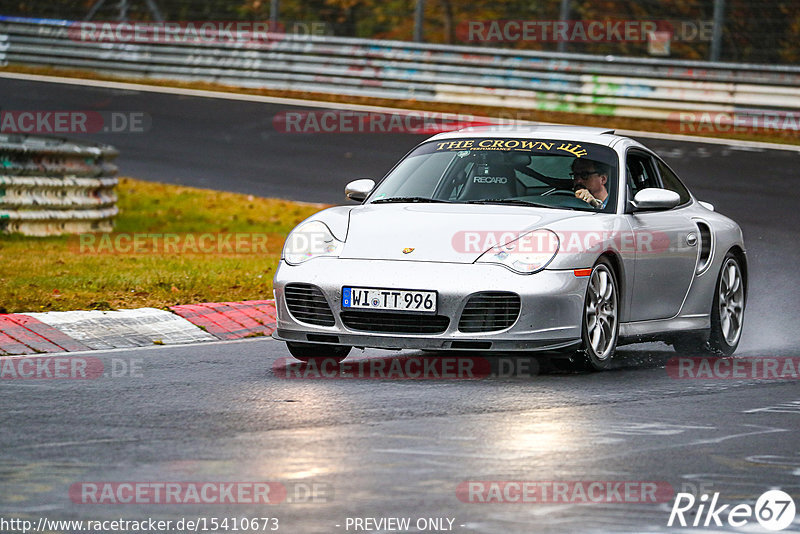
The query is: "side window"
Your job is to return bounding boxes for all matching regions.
[655,159,691,205]
[625,152,659,200]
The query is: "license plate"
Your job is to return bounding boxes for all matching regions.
[342,287,437,314]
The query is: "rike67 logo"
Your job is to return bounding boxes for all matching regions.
[668,490,796,530]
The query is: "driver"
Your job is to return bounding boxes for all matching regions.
[571,158,609,209]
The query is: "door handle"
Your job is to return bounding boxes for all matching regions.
[686,233,698,246]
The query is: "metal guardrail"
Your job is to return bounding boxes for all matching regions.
[1,16,800,127]
[0,133,118,235]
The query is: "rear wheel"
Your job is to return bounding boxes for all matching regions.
[575,258,620,371]
[286,342,351,363]
[673,252,745,356]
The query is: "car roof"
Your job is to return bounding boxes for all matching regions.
[426,124,637,148]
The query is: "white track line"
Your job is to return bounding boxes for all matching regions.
[3,71,800,153]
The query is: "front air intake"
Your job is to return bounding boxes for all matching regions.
[284,283,335,326]
[458,292,521,333]
[340,311,449,334]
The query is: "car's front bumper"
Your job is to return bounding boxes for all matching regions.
[272,258,588,352]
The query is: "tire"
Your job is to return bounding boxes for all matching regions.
[286,342,351,363]
[672,252,745,356]
[575,258,620,371]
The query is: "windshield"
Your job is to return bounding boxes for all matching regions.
[369,137,619,212]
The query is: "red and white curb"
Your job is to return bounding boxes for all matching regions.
[0,300,277,355]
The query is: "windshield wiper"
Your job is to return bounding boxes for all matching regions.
[464,199,574,210]
[372,197,452,204]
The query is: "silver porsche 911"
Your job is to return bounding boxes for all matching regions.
[272,126,746,370]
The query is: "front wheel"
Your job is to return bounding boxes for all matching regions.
[575,258,620,371]
[673,252,745,356]
[286,342,351,363]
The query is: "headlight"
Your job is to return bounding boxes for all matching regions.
[475,229,559,274]
[283,221,344,265]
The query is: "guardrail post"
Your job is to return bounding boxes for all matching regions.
[710,0,725,62]
[271,0,279,32]
[557,0,570,53]
[414,0,425,42]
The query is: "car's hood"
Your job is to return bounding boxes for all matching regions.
[339,203,583,263]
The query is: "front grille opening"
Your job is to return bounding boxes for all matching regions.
[340,310,449,334]
[458,292,521,333]
[285,283,335,327]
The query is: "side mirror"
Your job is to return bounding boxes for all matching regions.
[698,200,715,212]
[345,179,375,202]
[631,188,681,211]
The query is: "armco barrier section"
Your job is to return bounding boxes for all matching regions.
[1,16,800,127]
[0,133,118,235]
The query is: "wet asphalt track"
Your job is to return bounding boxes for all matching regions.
[1,76,800,533]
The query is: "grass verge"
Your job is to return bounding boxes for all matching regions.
[3,64,799,146]
[0,177,325,313]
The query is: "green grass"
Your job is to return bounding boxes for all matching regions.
[0,177,325,313]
